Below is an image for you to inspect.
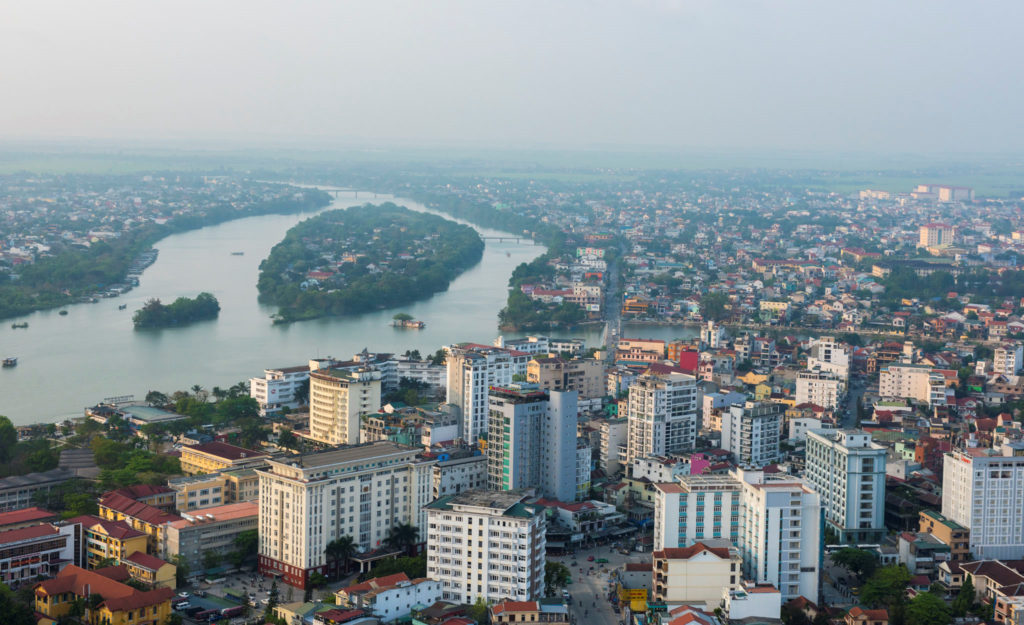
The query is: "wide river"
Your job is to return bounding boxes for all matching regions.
[0,190,695,425]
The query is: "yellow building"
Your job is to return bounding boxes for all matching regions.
[309,367,382,445]
[179,441,270,476]
[738,371,769,386]
[97,492,183,554]
[124,551,176,589]
[35,565,174,625]
[67,515,149,568]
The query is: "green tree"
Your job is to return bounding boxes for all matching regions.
[145,391,170,406]
[278,429,299,450]
[293,379,310,406]
[0,583,35,625]
[202,550,221,572]
[952,573,974,616]
[308,572,327,589]
[905,590,951,625]
[385,522,420,556]
[700,292,730,321]
[544,561,571,595]
[325,536,357,579]
[467,597,489,623]
[265,580,280,617]
[861,564,911,609]
[361,555,426,581]
[171,555,190,587]
[831,547,878,582]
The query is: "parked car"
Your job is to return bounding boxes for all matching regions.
[587,555,595,561]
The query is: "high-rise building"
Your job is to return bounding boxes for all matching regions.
[308,367,382,446]
[257,442,434,588]
[918,222,955,247]
[735,468,822,602]
[250,364,312,416]
[598,418,628,474]
[700,320,726,350]
[653,474,742,550]
[795,369,843,410]
[446,344,529,444]
[994,343,1024,375]
[806,336,850,382]
[804,430,886,543]
[625,370,698,465]
[425,490,545,605]
[942,441,1024,560]
[721,402,783,468]
[527,356,605,399]
[879,363,948,406]
[487,387,581,502]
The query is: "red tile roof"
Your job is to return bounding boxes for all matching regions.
[109,484,173,500]
[0,507,57,528]
[65,515,147,540]
[653,542,732,561]
[0,523,58,545]
[183,441,267,461]
[98,493,182,526]
[124,551,170,572]
[490,601,539,614]
[341,572,409,594]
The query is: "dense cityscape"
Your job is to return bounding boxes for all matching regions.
[2,162,1024,625]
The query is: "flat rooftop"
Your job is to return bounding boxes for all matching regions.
[285,441,419,469]
[425,489,531,515]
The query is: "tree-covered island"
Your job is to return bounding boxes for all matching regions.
[132,292,220,328]
[257,203,484,322]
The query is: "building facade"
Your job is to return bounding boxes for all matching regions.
[250,364,311,416]
[879,363,947,406]
[163,502,258,575]
[446,344,528,444]
[309,367,382,446]
[721,402,783,468]
[652,543,742,607]
[178,442,270,476]
[804,430,886,543]
[625,371,698,465]
[0,523,76,588]
[432,454,488,500]
[795,369,843,410]
[652,474,741,551]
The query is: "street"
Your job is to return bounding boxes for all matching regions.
[550,542,637,625]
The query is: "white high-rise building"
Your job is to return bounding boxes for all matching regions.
[806,336,850,383]
[425,490,545,604]
[795,369,843,410]
[878,363,948,406]
[598,418,628,474]
[736,468,822,602]
[250,364,311,416]
[625,370,698,465]
[700,321,726,350]
[487,386,581,502]
[446,344,529,444]
[308,367,382,446]
[942,441,1024,560]
[653,474,742,550]
[804,430,886,543]
[257,442,434,589]
[993,343,1024,375]
[721,402,783,468]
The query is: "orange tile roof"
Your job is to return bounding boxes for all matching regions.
[490,601,539,614]
[341,572,409,594]
[654,542,732,561]
[98,493,182,526]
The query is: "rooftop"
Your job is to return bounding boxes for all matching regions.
[183,441,268,461]
[0,467,75,491]
[278,441,420,470]
[425,489,533,516]
[0,507,57,527]
[169,501,258,529]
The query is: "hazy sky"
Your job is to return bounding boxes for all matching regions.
[3,1,1023,154]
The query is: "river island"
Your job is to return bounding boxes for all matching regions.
[257,203,484,323]
[132,292,221,328]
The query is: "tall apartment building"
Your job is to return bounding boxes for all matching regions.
[919,222,955,246]
[598,418,628,474]
[653,474,742,550]
[804,430,886,543]
[425,490,545,604]
[527,356,605,399]
[795,369,843,410]
[702,391,747,432]
[735,468,822,602]
[721,402,783,468]
[994,343,1024,375]
[942,442,1024,560]
[625,371,698,465]
[700,320,726,350]
[446,344,528,444]
[806,336,850,381]
[487,387,582,502]
[432,454,488,499]
[250,364,311,416]
[879,363,948,406]
[257,442,434,588]
[308,367,382,446]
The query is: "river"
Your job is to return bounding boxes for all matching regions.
[0,190,696,425]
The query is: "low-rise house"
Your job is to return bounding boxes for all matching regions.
[652,542,742,609]
[845,606,889,625]
[489,599,570,624]
[123,551,176,589]
[337,572,441,622]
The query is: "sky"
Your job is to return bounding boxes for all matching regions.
[3,1,1023,155]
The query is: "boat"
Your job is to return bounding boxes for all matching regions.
[59,310,69,316]
[391,319,426,329]
[2,358,16,367]
[231,251,245,256]
[11,322,28,329]
[118,304,127,310]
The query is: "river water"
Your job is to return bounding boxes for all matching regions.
[0,190,695,425]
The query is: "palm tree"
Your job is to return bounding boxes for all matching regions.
[325,536,357,579]
[385,522,420,556]
[190,384,208,402]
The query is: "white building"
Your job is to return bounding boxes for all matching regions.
[250,364,311,416]
[795,369,843,410]
[631,457,689,483]
[735,468,822,602]
[806,336,850,382]
[487,387,581,502]
[702,391,747,431]
[942,441,1024,560]
[625,371,698,465]
[256,442,434,588]
[599,418,628,474]
[432,453,488,499]
[652,543,742,609]
[788,417,828,442]
[700,321,726,350]
[804,429,887,543]
[446,344,529,443]
[721,402,783,468]
[308,367,382,446]
[652,474,742,550]
[494,335,549,356]
[878,363,948,406]
[425,490,545,604]
[395,358,447,390]
[993,343,1024,375]
[723,583,782,621]
[337,574,441,622]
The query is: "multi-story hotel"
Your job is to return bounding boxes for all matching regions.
[425,490,545,605]
[795,369,843,410]
[879,363,948,406]
[308,367,382,446]
[943,441,1024,560]
[257,442,434,588]
[446,344,528,443]
[919,222,955,247]
[804,429,886,543]
[250,363,312,416]
[625,369,698,465]
[721,402,783,468]
[653,474,741,550]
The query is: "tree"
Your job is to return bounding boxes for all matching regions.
[700,292,730,322]
[293,379,310,407]
[831,547,878,581]
[467,597,489,623]
[361,555,426,580]
[393,312,413,322]
[171,555,190,587]
[202,550,221,572]
[905,590,951,625]
[952,573,974,616]
[780,602,811,625]
[278,429,299,450]
[385,522,420,556]
[0,583,35,625]
[861,565,911,609]
[0,417,17,464]
[544,561,571,595]
[308,572,327,589]
[165,614,184,625]
[325,536,356,579]
[145,391,169,407]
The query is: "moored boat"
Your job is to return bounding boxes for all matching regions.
[2,357,17,367]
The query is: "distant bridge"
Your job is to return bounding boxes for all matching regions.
[325,189,378,198]
[480,236,541,245]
